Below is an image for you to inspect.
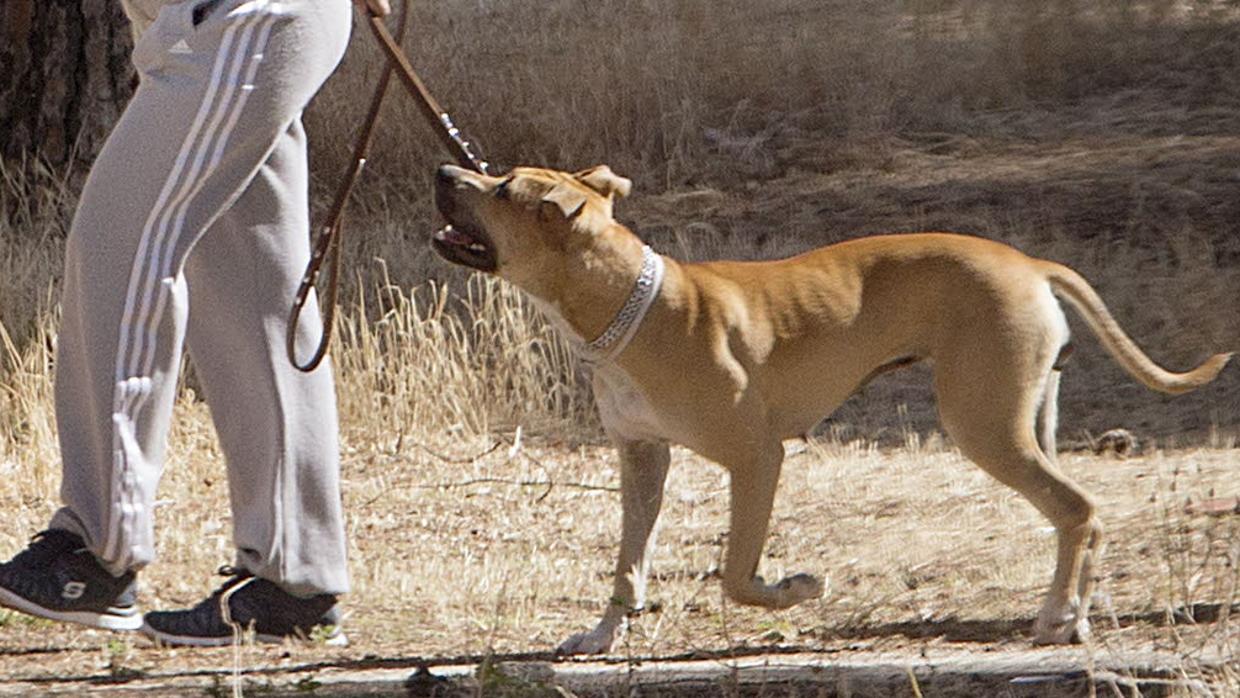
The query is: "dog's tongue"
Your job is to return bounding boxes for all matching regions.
[437,224,473,245]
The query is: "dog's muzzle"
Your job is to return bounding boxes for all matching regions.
[432,165,498,272]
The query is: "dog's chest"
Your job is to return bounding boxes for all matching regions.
[592,365,665,441]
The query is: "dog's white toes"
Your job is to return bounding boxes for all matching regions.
[1033,618,1090,645]
[1073,617,1092,643]
[1033,604,1090,645]
[557,628,616,655]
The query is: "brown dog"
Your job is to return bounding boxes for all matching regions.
[432,163,1230,653]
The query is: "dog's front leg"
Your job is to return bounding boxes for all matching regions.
[721,443,824,609]
[557,438,670,655]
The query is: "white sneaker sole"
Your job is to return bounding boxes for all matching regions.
[0,585,142,631]
[140,620,349,648]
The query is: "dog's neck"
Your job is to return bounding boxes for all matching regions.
[540,223,654,350]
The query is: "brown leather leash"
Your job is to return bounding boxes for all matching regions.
[287,0,488,372]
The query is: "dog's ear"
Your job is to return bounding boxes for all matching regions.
[576,165,632,199]
[540,185,588,219]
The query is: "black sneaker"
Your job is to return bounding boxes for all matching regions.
[0,529,141,631]
[141,567,346,647]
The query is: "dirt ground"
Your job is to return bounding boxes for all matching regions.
[0,442,1234,696]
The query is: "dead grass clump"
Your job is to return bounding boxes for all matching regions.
[333,268,593,441]
[0,157,68,351]
[0,308,59,509]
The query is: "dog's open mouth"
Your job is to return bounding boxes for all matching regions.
[432,222,498,272]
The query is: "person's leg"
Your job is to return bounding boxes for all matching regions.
[133,0,356,646]
[0,0,351,633]
[183,116,349,599]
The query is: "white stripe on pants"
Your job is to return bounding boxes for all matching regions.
[51,0,352,597]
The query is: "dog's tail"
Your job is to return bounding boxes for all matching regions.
[1043,262,1231,395]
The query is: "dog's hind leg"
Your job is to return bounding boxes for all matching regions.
[1038,343,1073,464]
[558,438,670,655]
[719,441,824,609]
[1037,368,1061,465]
[936,347,1101,645]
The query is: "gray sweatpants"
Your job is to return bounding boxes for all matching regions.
[50,0,352,597]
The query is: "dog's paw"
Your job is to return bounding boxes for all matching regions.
[727,573,827,609]
[556,626,617,655]
[1033,616,1090,645]
[1033,602,1090,645]
[776,573,826,604]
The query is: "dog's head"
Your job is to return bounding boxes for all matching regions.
[432,164,632,293]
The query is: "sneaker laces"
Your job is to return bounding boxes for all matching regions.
[212,566,256,644]
[9,530,83,568]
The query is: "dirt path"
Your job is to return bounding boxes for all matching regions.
[0,641,1232,696]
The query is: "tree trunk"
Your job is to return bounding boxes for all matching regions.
[0,0,134,170]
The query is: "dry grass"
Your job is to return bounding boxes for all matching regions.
[0,0,1238,693]
[0,278,1235,692]
[0,364,1236,690]
[334,271,593,440]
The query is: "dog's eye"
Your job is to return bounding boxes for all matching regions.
[494,178,512,200]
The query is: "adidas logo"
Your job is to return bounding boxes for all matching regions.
[169,39,193,55]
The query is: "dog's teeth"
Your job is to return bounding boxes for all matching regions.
[467,243,486,252]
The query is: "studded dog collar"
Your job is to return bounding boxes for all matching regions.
[581,245,665,364]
